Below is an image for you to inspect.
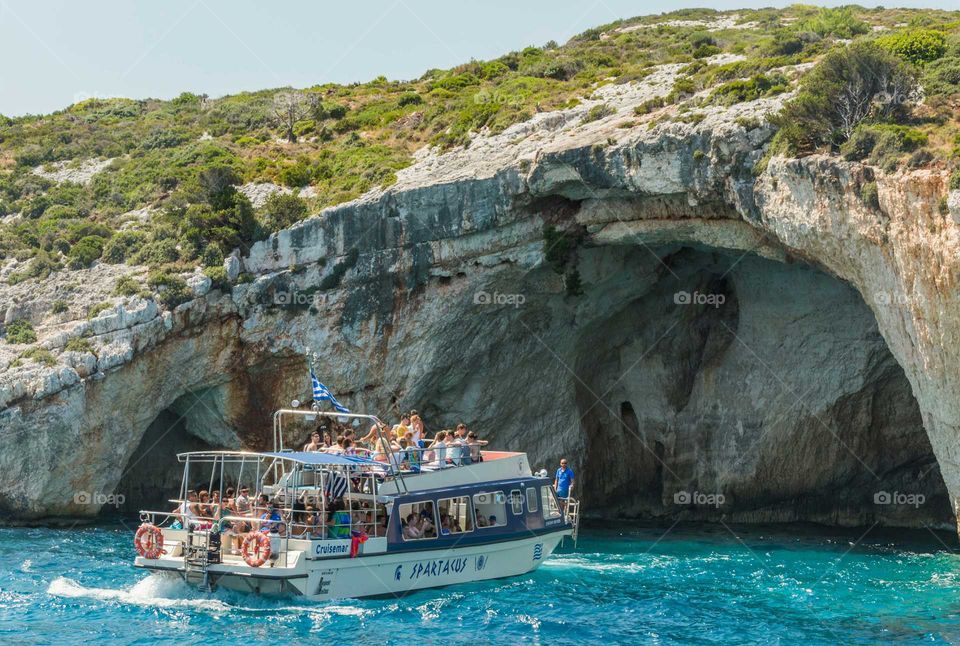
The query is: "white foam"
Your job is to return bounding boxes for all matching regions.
[47,575,234,613]
[46,574,376,618]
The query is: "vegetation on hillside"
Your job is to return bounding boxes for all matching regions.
[1,5,959,286]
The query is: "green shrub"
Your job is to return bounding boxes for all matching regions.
[203,265,228,290]
[876,28,948,66]
[5,319,37,344]
[260,193,308,232]
[950,168,960,190]
[710,74,788,106]
[774,42,917,152]
[51,300,68,314]
[147,271,192,308]
[582,103,615,123]
[101,230,146,264]
[87,301,113,319]
[634,97,666,115]
[64,337,94,354]
[841,124,927,168]
[922,56,960,95]
[67,235,105,269]
[20,347,55,366]
[114,275,142,296]
[860,181,880,209]
[130,238,179,266]
[799,7,870,39]
[201,242,224,268]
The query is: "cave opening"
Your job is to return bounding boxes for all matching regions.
[575,244,953,529]
[113,408,215,514]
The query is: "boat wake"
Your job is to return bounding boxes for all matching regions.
[46,574,376,617]
[48,574,235,612]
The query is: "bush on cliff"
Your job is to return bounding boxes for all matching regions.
[260,193,308,232]
[774,42,918,153]
[876,28,948,66]
[147,270,192,308]
[5,319,37,344]
[67,235,105,269]
[798,7,870,39]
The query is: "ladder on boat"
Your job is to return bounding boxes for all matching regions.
[183,526,220,592]
[564,497,581,547]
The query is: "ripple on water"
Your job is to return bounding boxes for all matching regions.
[0,524,958,645]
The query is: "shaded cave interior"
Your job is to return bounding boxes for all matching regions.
[573,243,951,528]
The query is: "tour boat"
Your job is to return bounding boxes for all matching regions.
[132,409,579,599]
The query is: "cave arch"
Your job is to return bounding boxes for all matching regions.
[573,244,952,528]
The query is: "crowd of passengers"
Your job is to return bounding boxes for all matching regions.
[301,410,488,471]
[400,504,500,540]
[171,485,389,554]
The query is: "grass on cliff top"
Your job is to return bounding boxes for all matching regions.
[2,5,960,282]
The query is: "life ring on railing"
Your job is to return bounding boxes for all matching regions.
[134,523,166,559]
[241,532,271,568]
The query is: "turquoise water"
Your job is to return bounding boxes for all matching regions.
[2,522,960,644]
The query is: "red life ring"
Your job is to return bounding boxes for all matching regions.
[241,532,271,567]
[134,523,165,559]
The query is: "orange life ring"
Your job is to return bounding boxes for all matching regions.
[241,531,271,567]
[134,523,165,559]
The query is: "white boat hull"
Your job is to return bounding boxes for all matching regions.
[136,530,569,601]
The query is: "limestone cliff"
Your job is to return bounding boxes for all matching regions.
[2,60,958,530]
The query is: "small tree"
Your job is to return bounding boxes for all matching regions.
[775,42,918,152]
[261,193,309,232]
[273,91,309,143]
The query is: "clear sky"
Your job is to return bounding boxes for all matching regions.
[0,0,956,116]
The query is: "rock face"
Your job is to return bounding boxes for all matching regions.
[2,71,959,531]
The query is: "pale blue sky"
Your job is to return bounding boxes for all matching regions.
[0,1,956,116]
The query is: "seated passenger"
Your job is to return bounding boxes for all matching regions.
[403,513,421,539]
[304,431,323,452]
[477,514,489,528]
[488,515,499,527]
[419,509,436,537]
[259,500,286,535]
[327,500,352,539]
[439,515,452,536]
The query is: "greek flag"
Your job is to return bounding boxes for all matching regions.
[311,370,350,413]
[324,471,349,499]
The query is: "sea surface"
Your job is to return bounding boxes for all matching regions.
[2,521,960,644]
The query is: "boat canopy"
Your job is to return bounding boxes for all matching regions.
[262,451,382,467]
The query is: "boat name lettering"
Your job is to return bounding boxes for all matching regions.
[408,557,469,579]
[315,542,350,556]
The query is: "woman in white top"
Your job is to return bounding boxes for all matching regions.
[427,431,448,468]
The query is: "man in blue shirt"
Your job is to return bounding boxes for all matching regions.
[554,459,575,501]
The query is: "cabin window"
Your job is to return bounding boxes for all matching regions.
[473,491,506,528]
[541,486,561,520]
[510,489,524,515]
[398,501,438,541]
[437,496,474,535]
[526,487,539,513]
